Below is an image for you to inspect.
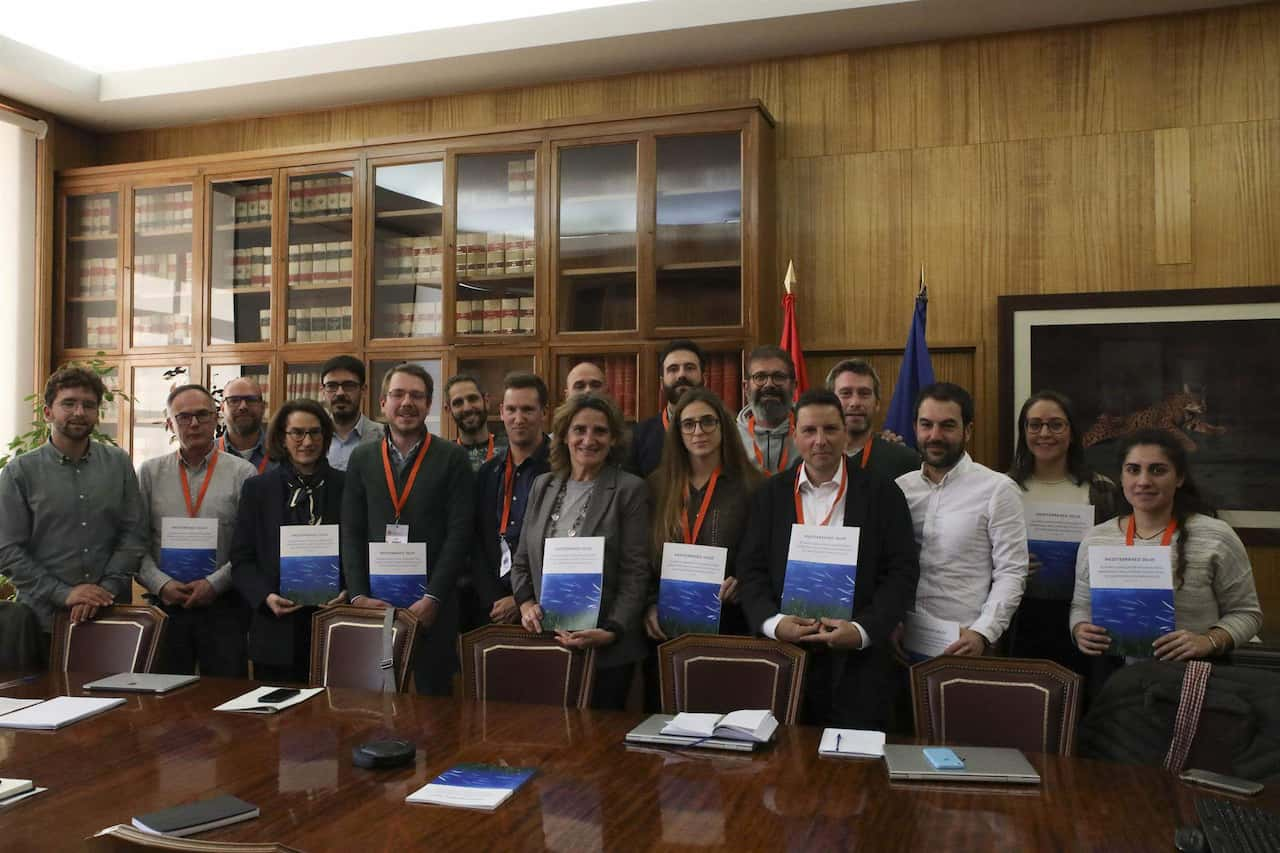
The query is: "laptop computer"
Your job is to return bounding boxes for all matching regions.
[882,745,1041,784]
[83,673,200,694]
[623,715,763,753]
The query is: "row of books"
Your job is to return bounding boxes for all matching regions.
[288,177,353,219]
[287,242,353,288]
[225,185,273,224]
[73,198,116,236]
[287,306,353,343]
[507,158,537,197]
[456,298,536,335]
[80,317,120,349]
[135,191,194,234]
[379,235,444,281]
[378,301,445,338]
[285,369,329,403]
[132,252,193,285]
[71,257,118,299]
[218,247,273,289]
[599,356,638,420]
[133,315,193,348]
[455,232,536,278]
[251,309,272,342]
[704,352,743,411]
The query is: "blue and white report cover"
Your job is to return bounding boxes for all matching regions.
[1088,545,1175,657]
[279,524,340,606]
[406,763,536,811]
[160,517,219,583]
[540,537,604,632]
[1023,502,1094,599]
[781,525,859,621]
[367,542,427,608]
[657,543,727,637]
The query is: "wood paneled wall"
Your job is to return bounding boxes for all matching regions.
[88,3,1280,633]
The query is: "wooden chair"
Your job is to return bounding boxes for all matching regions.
[657,634,807,725]
[309,605,418,692]
[458,624,595,708]
[911,655,1083,755]
[49,605,166,674]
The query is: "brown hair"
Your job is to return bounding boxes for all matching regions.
[266,398,335,463]
[548,393,628,478]
[44,366,105,408]
[380,362,434,399]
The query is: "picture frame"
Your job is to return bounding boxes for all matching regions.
[998,286,1280,545]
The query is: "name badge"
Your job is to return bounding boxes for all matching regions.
[385,524,409,544]
[499,537,513,578]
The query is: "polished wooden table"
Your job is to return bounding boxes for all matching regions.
[2,673,1276,851]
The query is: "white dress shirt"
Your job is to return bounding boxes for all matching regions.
[895,453,1028,644]
[763,459,870,647]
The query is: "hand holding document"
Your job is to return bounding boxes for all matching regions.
[160,517,219,583]
[1088,545,1175,657]
[657,543,727,637]
[902,610,960,661]
[782,526,858,620]
[540,537,605,632]
[279,524,340,606]
[368,542,427,608]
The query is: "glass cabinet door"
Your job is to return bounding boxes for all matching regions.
[284,362,327,404]
[370,358,443,435]
[557,144,637,332]
[208,363,272,414]
[65,191,120,350]
[96,363,121,444]
[703,348,744,412]
[131,184,195,348]
[655,133,742,328]
[285,170,354,343]
[131,363,192,466]
[455,152,536,338]
[209,178,273,344]
[372,162,445,340]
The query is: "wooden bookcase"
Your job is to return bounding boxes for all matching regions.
[53,102,776,466]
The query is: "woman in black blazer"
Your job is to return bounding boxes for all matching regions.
[231,398,345,683]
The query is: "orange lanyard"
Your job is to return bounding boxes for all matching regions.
[793,458,848,526]
[458,434,495,462]
[681,468,721,545]
[858,437,873,470]
[499,451,516,535]
[662,408,670,431]
[218,435,268,473]
[382,434,430,523]
[178,449,220,518]
[1125,516,1177,546]
[747,412,794,473]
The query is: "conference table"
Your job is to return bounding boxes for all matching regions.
[2,673,1275,851]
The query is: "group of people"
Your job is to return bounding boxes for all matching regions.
[0,341,1263,729]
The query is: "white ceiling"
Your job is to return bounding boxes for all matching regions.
[0,0,1258,132]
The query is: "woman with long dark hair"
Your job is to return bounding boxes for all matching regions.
[1070,428,1262,660]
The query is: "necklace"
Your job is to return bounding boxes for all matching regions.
[549,478,594,537]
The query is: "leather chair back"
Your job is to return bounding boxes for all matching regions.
[309,605,418,692]
[657,634,807,724]
[911,655,1082,755]
[458,625,595,708]
[50,605,167,674]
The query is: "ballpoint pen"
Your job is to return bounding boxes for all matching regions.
[0,674,40,691]
[835,732,843,753]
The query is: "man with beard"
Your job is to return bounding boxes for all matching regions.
[137,384,257,675]
[736,345,798,474]
[626,340,705,477]
[894,383,1027,656]
[446,373,506,473]
[219,376,271,473]
[826,359,919,480]
[321,355,383,472]
[342,363,474,695]
[0,367,146,657]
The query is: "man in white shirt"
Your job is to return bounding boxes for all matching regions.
[737,390,919,726]
[894,382,1027,656]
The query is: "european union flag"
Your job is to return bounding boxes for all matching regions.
[883,283,935,449]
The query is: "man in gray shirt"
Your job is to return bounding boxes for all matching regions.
[0,367,146,654]
[321,355,383,472]
[138,384,257,676]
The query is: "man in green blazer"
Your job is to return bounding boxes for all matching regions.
[341,363,475,696]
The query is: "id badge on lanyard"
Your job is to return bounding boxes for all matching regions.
[385,524,409,544]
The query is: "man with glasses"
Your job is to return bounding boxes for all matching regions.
[827,358,919,480]
[736,345,799,473]
[341,363,475,696]
[219,376,272,473]
[627,340,706,477]
[137,384,257,676]
[320,355,383,472]
[446,373,506,473]
[0,367,146,659]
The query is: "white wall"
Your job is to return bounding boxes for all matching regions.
[0,121,37,450]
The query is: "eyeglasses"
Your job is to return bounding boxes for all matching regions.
[224,395,264,407]
[323,381,361,393]
[56,399,99,413]
[1026,419,1069,435]
[680,415,720,434]
[749,371,791,386]
[386,389,428,402]
[173,410,215,426]
[285,428,324,442]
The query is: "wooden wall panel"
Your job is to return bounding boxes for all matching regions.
[1155,127,1192,265]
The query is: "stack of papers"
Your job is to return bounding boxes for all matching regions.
[213,687,323,715]
[0,698,41,716]
[660,710,778,744]
[406,764,536,811]
[819,728,885,758]
[0,779,44,810]
[0,696,125,730]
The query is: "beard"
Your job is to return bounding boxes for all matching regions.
[664,379,694,407]
[750,387,790,426]
[454,408,485,433]
[230,415,261,437]
[923,438,965,470]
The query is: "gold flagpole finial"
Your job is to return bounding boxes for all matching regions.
[784,260,797,295]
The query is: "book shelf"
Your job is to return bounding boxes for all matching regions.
[53,102,776,461]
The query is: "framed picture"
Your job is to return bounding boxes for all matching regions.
[999,286,1280,545]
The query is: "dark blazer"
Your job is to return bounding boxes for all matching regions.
[851,435,921,482]
[471,440,551,612]
[736,463,919,727]
[626,414,666,478]
[510,465,651,670]
[230,464,345,667]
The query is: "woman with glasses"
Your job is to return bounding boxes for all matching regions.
[510,393,651,710]
[645,388,765,641]
[231,398,346,683]
[1006,391,1122,677]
